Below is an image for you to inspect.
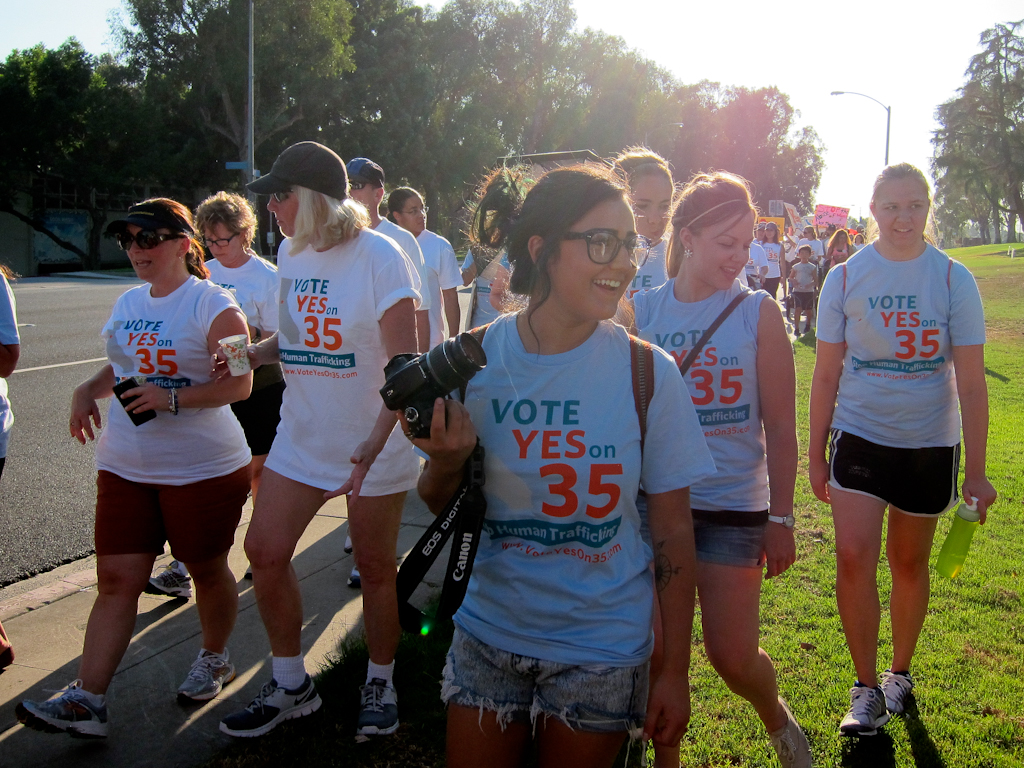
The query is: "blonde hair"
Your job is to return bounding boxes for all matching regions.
[195,191,258,248]
[289,186,369,253]
[612,146,672,188]
[869,163,936,245]
[666,171,756,278]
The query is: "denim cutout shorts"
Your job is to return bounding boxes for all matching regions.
[441,627,649,735]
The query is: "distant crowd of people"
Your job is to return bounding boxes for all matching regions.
[7,141,995,768]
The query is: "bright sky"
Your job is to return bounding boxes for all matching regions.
[4,0,1021,217]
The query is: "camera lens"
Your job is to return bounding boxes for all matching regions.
[423,333,487,393]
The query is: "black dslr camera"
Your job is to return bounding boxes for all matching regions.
[380,333,487,439]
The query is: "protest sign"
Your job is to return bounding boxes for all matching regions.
[814,204,850,229]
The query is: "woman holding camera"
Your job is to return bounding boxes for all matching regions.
[219,142,421,739]
[18,199,252,737]
[413,164,714,767]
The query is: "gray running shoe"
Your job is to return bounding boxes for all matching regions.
[840,685,890,736]
[769,698,813,767]
[879,670,914,714]
[344,535,353,554]
[220,675,321,738]
[16,679,108,738]
[178,649,236,701]
[357,678,399,735]
[146,562,192,599]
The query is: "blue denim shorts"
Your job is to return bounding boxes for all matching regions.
[441,627,649,735]
[692,513,768,569]
[636,495,766,569]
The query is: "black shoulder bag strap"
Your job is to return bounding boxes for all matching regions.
[628,334,655,456]
[677,291,751,376]
[397,324,491,635]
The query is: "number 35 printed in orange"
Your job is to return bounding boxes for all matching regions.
[895,329,940,360]
[304,316,343,350]
[539,463,623,519]
[135,348,177,375]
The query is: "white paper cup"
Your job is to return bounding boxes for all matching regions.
[219,334,251,376]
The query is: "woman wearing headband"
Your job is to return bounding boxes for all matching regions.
[632,173,809,767]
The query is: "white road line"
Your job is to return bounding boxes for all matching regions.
[12,357,107,374]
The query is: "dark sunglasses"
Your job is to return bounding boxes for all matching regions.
[563,229,652,267]
[272,189,293,203]
[115,230,185,251]
[350,181,380,191]
[203,233,240,248]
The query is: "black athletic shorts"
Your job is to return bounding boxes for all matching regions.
[230,380,285,456]
[827,428,960,516]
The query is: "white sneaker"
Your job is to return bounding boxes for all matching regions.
[879,670,914,714]
[344,535,353,554]
[177,649,236,701]
[840,685,890,736]
[769,698,813,767]
[145,562,192,599]
[347,566,361,588]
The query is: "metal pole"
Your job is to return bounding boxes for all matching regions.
[884,105,891,167]
[247,0,255,188]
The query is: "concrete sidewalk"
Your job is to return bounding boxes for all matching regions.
[0,491,448,768]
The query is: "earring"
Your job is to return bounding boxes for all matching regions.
[683,247,693,259]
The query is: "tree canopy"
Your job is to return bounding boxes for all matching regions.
[933,19,1024,244]
[2,0,826,265]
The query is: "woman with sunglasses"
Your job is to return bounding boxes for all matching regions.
[413,164,715,767]
[220,141,421,739]
[632,173,810,767]
[17,199,253,738]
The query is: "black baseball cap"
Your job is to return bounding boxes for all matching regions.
[248,141,349,200]
[105,201,195,237]
[346,157,385,186]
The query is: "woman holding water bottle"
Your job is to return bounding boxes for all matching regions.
[18,198,252,737]
[809,163,996,737]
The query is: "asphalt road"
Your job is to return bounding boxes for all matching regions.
[0,277,141,585]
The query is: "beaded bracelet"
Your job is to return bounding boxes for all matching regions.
[168,388,179,416]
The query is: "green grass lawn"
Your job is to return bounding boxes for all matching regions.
[205,245,1023,768]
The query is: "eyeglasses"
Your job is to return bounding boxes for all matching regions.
[402,205,428,216]
[563,229,652,267]
[350,181,381,191]
[271,189,293,203]
[203,232,239,248]
[115,230,185,251]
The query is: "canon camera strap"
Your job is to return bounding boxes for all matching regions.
[395,441,487,635]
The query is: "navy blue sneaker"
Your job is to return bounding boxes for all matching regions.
[357,678,398,735]
[219,675,321,738]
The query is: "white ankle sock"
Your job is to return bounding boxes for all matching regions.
[272,655,307,690]
[366,660,394,687]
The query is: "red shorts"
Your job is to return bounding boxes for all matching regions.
[95,466,250,562]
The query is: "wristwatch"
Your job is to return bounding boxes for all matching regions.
[768,514,796,528]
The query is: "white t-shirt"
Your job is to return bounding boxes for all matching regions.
[206,254,279,334]
[627,238,668,298]
[376,218,430,311]
[798,238,824,262]
[745,241,769,276]
[97,276,251,484]
[0,274,20,459]
[816,244,986,448]
[455,316,716,665]
[417,229,462,346]
[762,242,782,279]
[467,249,507,328]
[265,229,421,493]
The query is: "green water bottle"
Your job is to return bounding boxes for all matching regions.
[935,499,980,579]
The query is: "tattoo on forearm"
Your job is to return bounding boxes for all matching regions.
[654,541,680,592]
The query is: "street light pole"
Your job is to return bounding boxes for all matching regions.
[830,91,890,166]
[247,0,255,189]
